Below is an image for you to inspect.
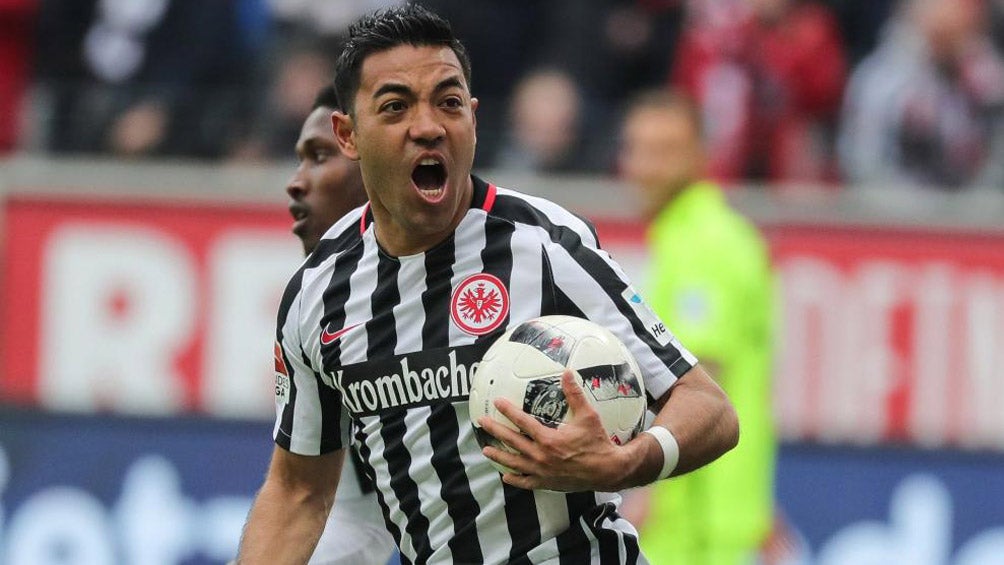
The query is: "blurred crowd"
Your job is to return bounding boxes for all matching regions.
[3,0,1004,191]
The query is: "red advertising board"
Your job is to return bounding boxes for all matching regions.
[1,195,300,418]
[596,219,1004,450]
[3,197,1004,450]
[767,224,1004,450]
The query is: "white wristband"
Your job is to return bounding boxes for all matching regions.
[642,425,680,480]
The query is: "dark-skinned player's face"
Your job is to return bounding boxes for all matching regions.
[287,106,366,255]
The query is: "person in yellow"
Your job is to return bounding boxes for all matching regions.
[617,89,778,565]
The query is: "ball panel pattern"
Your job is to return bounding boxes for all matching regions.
[469,315,648,472]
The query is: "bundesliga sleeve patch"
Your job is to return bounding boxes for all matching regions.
[274,341,291,404]
[622,286,673,347]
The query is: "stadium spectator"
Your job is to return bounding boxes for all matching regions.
[232,43,334,161]
[671,0,848,185]
[33,0,266,158]
[838,0,1004,190]
[425,0,684,170]
[617,89,784,565]
[0,0,36,153]
[823,0,898,66]
[494,68,593,173]
[538,0,686,119]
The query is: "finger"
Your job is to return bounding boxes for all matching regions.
[478,415,535,454]
[492,396,546,439]
[561,368,592,414]
[501,471,539,490]
[482,444,531,475]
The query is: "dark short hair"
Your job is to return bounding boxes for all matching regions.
[312,83,341,111]
[333,3,472,115]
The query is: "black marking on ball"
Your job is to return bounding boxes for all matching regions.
[522,376,567,427]
[508,320,574,365]
[578,363,642,402]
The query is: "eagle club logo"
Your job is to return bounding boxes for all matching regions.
[451,273,509,336]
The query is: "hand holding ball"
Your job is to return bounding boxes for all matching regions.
[469,315,647,474]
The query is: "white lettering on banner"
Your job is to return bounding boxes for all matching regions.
[911,264,954,448]
[41,226,196,414]
[202,233,301,418]
[816,474,1004,565]
[777,258,1004,448]
[775,257,886,443]
[0,447,251,563]
[6,487,116,565]
[962,275,1004,449]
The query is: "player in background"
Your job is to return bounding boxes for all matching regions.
[617,89,790,565]
[238,6,738,563]
[283,84,397,565]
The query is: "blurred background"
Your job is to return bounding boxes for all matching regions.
[1,0,1003,563]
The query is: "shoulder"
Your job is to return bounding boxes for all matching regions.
[277,206,367,327]
[482,181,599,248]
[653,190,767,268]
[316,205,367,258]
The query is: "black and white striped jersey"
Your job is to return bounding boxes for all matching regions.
[272,176,697,565]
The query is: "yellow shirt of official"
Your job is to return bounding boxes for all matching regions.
[640,181,776,565]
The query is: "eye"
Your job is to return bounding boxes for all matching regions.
[381,100,407,113]
[313,149,331,164]
[442,96,463,109]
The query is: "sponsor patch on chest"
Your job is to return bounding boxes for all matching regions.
[328,343,491,417]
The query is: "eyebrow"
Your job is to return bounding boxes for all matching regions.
[296,136,334,158]
[371,76,466,100]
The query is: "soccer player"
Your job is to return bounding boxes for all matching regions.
[617,90,779,565]
[285,84,397,565]
[237,5,738,564]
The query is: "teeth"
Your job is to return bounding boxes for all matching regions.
[419,158,439,166]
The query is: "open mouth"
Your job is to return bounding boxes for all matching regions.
[289,203,309,222]
[288,203,309,234]
[411,158,447,199]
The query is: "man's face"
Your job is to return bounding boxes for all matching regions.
[333,44,478,256]
[619,106,703,220]
[288,106,366,255]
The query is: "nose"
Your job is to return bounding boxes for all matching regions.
[286,165,307,199]
[408,103,446,146]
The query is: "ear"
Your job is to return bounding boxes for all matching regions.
[332,111,359,161]
[471,97,478,147]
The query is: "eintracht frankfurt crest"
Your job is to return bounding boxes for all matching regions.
[451,273,509,336]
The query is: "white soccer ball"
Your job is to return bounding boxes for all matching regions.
[469,315,647,473]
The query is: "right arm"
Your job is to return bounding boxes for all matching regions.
[237,446,345,564]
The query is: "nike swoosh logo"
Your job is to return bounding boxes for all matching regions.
[321,322,362,345]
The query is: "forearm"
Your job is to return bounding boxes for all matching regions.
[236,447,343,564]
[237,479,330,564]
[655,364,738,475]
[616,364,739,489]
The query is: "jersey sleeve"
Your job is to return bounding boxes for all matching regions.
[272,272,350,456]
[541,220,698,404]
